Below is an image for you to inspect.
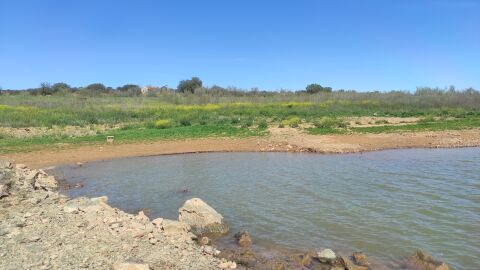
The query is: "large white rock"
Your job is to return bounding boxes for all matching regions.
[178,198,228,235]
[318,248,336,263]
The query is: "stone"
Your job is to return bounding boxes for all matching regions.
[338,256,358,270]
[161,219,191,236]
[0,184,9,198]
[318,249,336,263]
[199,236,210,245]
[34,174,57,191]
[63,205,79,214]
[90,196,108,204]
[0,160,11,169]
[352,252,370,267]
[136,211,149,222]
[234,230,252,247]
[219,261,237,269]
[113,262,150,270]
[406,250,449,270]
[178,198,228,235]
[151,218,163,228]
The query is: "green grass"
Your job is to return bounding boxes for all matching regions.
[351,117,480,133]
[1,94,480,153]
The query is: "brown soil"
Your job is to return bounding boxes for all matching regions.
[2,128,480,169]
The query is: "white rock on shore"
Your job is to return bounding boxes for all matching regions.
[178,197,229,235]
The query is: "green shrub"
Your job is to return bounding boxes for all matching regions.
[281,117,301,127]
[313,117,346,128]
[257,119,268,129]
[179,117,192,126]
[418,115,435,124]
[154,119,172,129]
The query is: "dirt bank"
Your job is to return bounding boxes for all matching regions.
[2,128,480,169]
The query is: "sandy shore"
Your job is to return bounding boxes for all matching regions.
[2,128,480,169]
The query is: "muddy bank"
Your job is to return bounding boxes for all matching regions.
[2,128,480,169]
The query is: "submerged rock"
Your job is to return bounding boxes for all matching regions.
[406,250,449,270]
[178,198,229,235]
[234,230,252,247]
[352,251,370,267]
[318,249,336,263]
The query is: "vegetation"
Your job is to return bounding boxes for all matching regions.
[0,79,479,153]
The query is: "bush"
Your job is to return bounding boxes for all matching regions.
[314,117,347,128]
[257,119,268,129]
[179,117,192,126]
[281,117,301,127]
[154,119,172,129]
[418,115,435,124]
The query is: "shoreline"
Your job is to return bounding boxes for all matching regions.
[2,128,480,169]
[0,161,453,270]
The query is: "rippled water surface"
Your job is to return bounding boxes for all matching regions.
[54,148,480,269]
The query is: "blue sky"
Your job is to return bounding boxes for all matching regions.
[0,0,479,91]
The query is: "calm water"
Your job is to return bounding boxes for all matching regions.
[53,148,480,269]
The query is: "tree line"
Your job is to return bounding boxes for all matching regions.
[0,77,478,97]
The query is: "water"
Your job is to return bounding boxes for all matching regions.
[53,148,480,269]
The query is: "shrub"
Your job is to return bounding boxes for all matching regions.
[314,117,347,128]
[257,119,268,129]
[179,117,192,126]
[281,117,301,127]
[418,115,435,124]
[154,119,172,129]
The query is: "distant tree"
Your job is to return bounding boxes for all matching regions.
[52,82,71,94]
[39,82,53,96]
[117,84,141,96]
[86,83,107,92]
[306,83,332,94]
[177,77,202,93]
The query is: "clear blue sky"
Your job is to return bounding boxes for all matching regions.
[1,0,479,91]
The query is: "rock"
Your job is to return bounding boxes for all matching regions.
[34,174,57,191]
[63,205,79,214]
[292,250,316,267]
[406,250,450,270]
[178,198,229,235]
[90,196,108,204]
[234,231,252,247]
[161,219,191,236]
[318,249,336,263]
[151,218,163,228]
[0,160,11,169]
[338,255,359,270]
[113,262,150,270]
[136,211,149,222]
[0,184,9,198]
[352,252,370,267]
[219,261,237,269]
[199,236,210,245]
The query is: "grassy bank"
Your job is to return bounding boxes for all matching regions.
[1,92,480,153]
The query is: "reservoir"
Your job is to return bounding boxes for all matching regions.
[53,148,480,269]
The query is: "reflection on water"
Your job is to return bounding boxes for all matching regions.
[52,148,480,269]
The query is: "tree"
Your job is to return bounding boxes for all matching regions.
[52,82,71,93]
[86,83,107,92]
[39,82,52,96]
[116,84,141,96]
[177,77,202,93]
[306,83,332,94]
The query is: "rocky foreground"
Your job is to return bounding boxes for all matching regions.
[0,160,451,270]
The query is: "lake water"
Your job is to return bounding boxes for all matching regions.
[52,148,480,269]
